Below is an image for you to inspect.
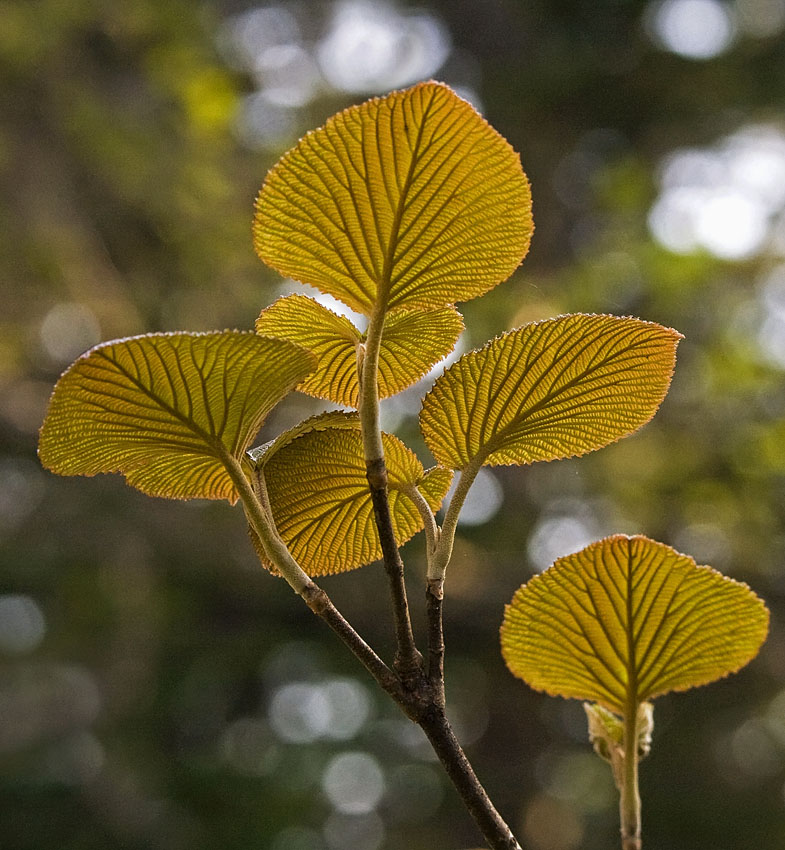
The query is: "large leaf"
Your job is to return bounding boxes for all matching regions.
[255,294,463,406]
[38,332,315,503]
[259,426,453,576]
[500,535,769,714]
[420,314,681,470]
[253,81,532,315]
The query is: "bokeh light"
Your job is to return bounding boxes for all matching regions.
[222,1,451,149]
[321,750,385,814]
[649,125,785,260]
[648,0,736,59]
[317,0,449,93]
[0,594,46,654]
[323,810,385,850]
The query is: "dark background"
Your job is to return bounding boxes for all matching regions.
[2,1,785,848]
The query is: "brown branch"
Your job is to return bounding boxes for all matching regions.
[418,705,522,850]
[366,456,423,681]
[300,580,412,714]
[301,576,523,850]
[426,577,446,708]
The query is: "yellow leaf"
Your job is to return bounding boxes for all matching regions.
[500,535,769,714]
[247,410,360,468]
[253,81,532,315]
[255,295,464,406]
[260,426,452,576]
[378,307,464,398]
[420,314,681,470]
[38,332,315,503]
[256,295,361,406]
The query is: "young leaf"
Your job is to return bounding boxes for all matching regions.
[255,294,463,407]
[420,314,681,471]
[247,409,360,468]
[253,81,532,316]
[38,332,316,503]
[500,535,769,715]
[258,426,453,575]
[255,294,360,406]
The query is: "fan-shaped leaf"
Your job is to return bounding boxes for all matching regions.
[500,535,769,714]
[420,314,681,470]
[256,296,361,406]
[247,410,360,468]
[38,332,316,503]
[260,426,453,576]
[378,307,464,398]
[255,295,463,406]
[253,81,532,315]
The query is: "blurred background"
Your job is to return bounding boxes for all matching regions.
[2,0,785,848]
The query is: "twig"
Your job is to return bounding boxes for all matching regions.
[366,457,424,680]
[426,578,446,707]
[419,705,523,850]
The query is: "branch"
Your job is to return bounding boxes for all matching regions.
[366,457,424,679]
[300,581,410,712]
[418,705,522,850]
[359,304,423,679]
[426,578,446,706]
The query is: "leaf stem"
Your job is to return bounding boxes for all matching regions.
[360,305,422,678]
[224,453,311,594]
[404,483,440,567]
[359,302,386,462]
[620,700,642,850]
[432,455,484,580]
[621,535,642,850]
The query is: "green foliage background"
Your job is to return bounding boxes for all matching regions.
[2,1,784,848]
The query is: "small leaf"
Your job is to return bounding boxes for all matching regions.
[38,332,315,503]
[378,307,464,398]
[500,535,769,714]
[260,426,453,575]
[255,295,463,406]
[420,314,682,470]
[254,81,532,315]
[248,410,360,468]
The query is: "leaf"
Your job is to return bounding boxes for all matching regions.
[253,81,532,315]
[38,332,316,503]
[500,535,769,714]
[255,295,463,406]
[378,307,464,398]
[420,314,682,470]
[247,410,360,468]
[259,426,453,576]
[255,296,360,406]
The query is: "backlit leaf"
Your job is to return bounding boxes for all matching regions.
[420,314,681,470]
[247,410,360,468]
[255,295,360,406]
[260,426,453,575]
[500,535,769,714]
[255,294,463,406]
[253,81,532,315]
[378,307,464,398]
[38,332,315,503]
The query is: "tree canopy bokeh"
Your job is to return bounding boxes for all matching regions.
[2,1,785,849]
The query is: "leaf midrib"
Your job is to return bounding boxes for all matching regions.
[95,344,227,459]
[376,86,438,312]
